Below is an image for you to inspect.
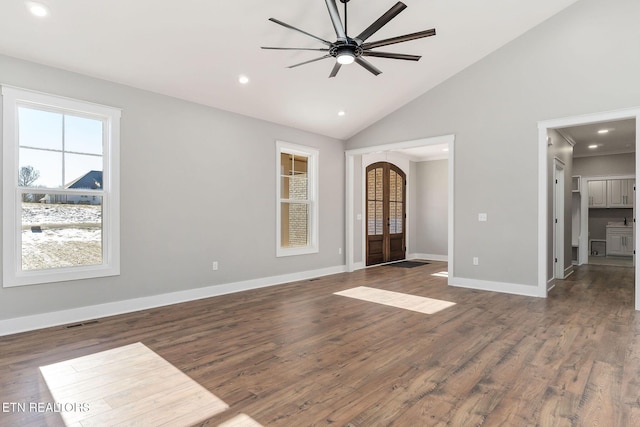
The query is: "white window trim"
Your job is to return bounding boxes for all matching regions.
[276,140,319,257]
[1,85,121,287]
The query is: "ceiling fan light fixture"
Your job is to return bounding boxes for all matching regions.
[336,50,355,65]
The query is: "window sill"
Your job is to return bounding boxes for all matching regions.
[276,246,319,258]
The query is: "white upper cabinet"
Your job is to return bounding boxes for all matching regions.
[588,180,607,208]
[588,178,635,208]
[607,179,635,208]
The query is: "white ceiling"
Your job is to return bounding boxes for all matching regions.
[0,0,579,140]
[560,119,637,158]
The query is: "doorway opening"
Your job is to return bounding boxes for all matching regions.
[345,134,455,275]
[538,108,640,310]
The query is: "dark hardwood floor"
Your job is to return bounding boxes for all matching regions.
[1,262,639,426]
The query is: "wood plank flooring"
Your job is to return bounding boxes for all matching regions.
[1,262,639,426]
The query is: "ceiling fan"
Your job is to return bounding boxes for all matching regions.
[262,0,436,78]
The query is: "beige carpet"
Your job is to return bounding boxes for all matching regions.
[334,286,456,314]
[39,342,229,427]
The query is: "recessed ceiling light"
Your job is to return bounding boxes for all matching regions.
[597,129,609,134]
[238,75,249,84]
[26,1,49,17]
[338,110,346,117]
[442,148,449,152]
[588,144,598,149]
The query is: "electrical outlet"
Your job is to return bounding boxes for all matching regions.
[338,248,342,255]
[478,213,488,222]
[212,261,218,271]
[473,257,479,265]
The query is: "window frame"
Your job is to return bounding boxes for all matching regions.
[276,140,319,257]
[2,86,121,287]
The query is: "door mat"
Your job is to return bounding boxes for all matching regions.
[388,260,430,268]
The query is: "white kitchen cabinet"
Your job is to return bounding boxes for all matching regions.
[607,179,635,208]
[606,226,633,256]
[588,180,607,208]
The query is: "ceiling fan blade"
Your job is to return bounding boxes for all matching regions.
[262,47,330,52]
[287,55,332,69]
[329,62,342,78]
[355,57,382,76]
[268,18,332,46]
[362,28,436,50]
[355,2,407,44]
[324,0,347,41]
[361,51,421,61]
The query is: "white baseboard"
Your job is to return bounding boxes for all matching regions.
[0,265,346,337]
[547,277,556,292]
[409,253,448,262]
[352,261,365,271]
[450,276,544,298]
[564,265,574,279]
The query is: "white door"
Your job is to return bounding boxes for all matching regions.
[554,160,565,279]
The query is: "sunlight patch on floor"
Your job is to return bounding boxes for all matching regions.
[431,271,449,278]
[218,413,264,427]
[334,286,455,314]
[39,342,228,426]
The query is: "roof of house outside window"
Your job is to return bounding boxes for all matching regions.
[65,170,102,190]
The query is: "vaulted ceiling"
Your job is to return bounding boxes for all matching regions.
[0,0,579,139]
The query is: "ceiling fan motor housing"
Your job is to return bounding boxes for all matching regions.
[330,41,363,59]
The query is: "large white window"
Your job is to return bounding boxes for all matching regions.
[2,86,120,287]
[276,141,319,257]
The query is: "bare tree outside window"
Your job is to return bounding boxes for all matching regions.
[19,165,40,187]
[19,166,40,202]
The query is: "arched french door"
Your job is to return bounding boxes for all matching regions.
[366,162,406,266]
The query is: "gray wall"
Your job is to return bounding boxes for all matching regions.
[573,153,635,176]
[0,54,345,321]
[346,0,640,288]
[411,160,448,257]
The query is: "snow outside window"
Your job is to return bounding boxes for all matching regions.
[276,141,319,257]
[2,86,121,287]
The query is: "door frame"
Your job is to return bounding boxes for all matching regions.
[538,107,640,309]
[345,134,455,275]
